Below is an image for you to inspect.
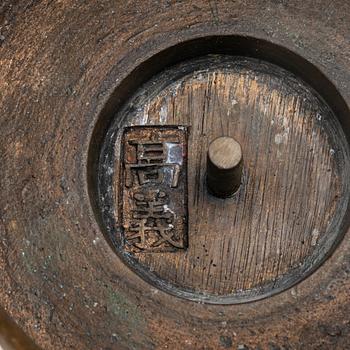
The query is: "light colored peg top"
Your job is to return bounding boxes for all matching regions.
[208,136,242,170]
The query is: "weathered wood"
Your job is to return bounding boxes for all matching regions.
[100,56,348,303]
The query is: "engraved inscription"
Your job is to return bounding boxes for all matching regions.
[121,126,188,253]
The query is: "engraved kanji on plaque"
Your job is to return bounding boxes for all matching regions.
[120,126,188,253]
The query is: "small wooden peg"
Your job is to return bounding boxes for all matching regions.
[206,136,243,198]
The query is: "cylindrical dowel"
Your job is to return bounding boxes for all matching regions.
[206,136,243,198]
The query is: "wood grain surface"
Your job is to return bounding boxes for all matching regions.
[100,56,350,302]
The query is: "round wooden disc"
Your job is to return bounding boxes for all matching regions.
[98,56,350,303]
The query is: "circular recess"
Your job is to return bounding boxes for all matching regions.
[89,38,350,304]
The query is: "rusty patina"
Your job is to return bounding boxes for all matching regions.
[120,126,188,253]
[1,1,350,349]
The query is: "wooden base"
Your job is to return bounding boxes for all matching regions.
[98,56,349,303]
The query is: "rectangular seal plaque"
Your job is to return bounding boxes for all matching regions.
[120,126,188,253]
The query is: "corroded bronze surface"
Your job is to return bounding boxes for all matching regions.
[0,307,40,350]
[121,126,188,253]
[1,1,350,349]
